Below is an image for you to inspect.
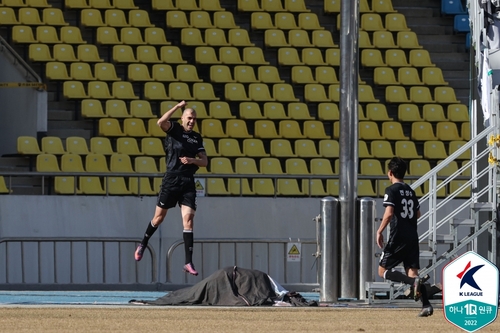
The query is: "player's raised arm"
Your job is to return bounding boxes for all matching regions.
[157,100,186,132]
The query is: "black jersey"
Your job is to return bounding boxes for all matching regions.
[164,121,205,176]
[383,182,420,243]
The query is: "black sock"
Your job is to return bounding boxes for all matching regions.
[141,221,158,246]
[183,230,194,264]
[384,270,415,285]
[420,285,431,307]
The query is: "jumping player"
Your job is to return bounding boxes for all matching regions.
[376,157,433,317]
[134,101,208,276]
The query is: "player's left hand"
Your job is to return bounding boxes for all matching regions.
[179,156,192,164]
[376,232,384,249]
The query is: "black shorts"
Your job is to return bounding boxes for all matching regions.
[157,175,197,210]
[379,240,420,271]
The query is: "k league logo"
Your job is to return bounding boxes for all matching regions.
[443,251,498,333]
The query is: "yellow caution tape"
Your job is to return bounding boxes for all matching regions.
[0,82,46,90]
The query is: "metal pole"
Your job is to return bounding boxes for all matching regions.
[339,0,359,299]
[319,197,339,303]
[358,198,376,300]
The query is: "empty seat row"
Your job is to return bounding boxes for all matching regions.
[324,0,396,14]
[80,8,153,27]
[95,27,173,45]
[1,0,52,8]
[362,49,436,67]
[195,46,270,65]
[265,29,337,48]
[374,67,448,86]
[251,12,324,30]
[64,81,219,101]
[356,13,410,32]
[36,152,164,173]
[385,85,460,104]
[17,135,167,156]
[12,25,86,44]
[54,175,161,195]
[63,0,225,11]
[166,10,240,29]
[181,27,255,47]
[398,103,469,122]
[0,7,68,25]
[303,83,379,103]
[224,83,299,102]
[238,0,311,12]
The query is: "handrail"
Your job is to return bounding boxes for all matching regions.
[0,35,43,86]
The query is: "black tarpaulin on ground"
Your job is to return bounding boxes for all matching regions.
[130,266,277,306]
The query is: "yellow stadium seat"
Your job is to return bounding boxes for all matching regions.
[302,120,329,139]
[395,140,422,159]
[242,138,269,157]
[176,64,202,82]
[210,157,234,174]
[46,61,71,80]
[139,138,163,157]
[361,49,386,67]
[160,45,187,64]
[85,153,109,172]
[144,82,169,100]
[385,85,410,103]
[43,8,68,26]
[64,80,89,99]
[116,137,142,155]
[251,12,276,30]
[254,120,281,139]
[358,140,373,158]
[189,101,210,118]
[77,44,104,62]
[436,121,462,141]
[113,81,139,99]
[152,64,176,82]
[277,179,306,196]
[288,103,313,120]
[0,7,20,25]
[176,0,201,10]
[3,0,27,7]
[262,0,285,11]
[128,63,153,82]
[60,26,86,44]
[317,103,339,121]
[65,136,90,155]
[55,176,81,194]
[371,140,394,158]
[53,43,79,62]
[372,31,397,48]
[328,84,340,102]
[434,86,460,104]
[36,153,60,172]
[286,158,310,175]
[411,121,437,141]
[315,66,338,85]
[219,46,245,64]
[181,28,206,46]
[193,82,219,101]
[263,102,288,119]
[397,31,423,49]
[233,65,258,83]
[299,13,322,31]
[423,104,447,122]
[205,28,230,46]
[304,84,329,103]
[360,159,384,176]
[361,13,385,31]
[110,153,135,173]
[366,103,393,121]
[123,118,149,137]
[279,120,305,139]
[12,25,38,44]
[151,0,175,10]
[273,83,299,102]
[238,0,263,11]
[201,119,228,138]
[461,122,470,140]
[224,83,250,101]
[105,99,130,117]
[260,157,284,174]
[359,30,374,48]
[17,135,42,155]
[225,119,252,138]
[210,65,235,83]
[270,139,296,157]
[318,139,339,158]
[359,84,380,102]
[113,44,138,63]
[88,80,114,99]
[359,121,384,140]
[382,121,409,140]
[129,177,156,196]
[289,29,314,47]
[376,179,392,197]
[80,176,106,195]
[409,159,431,177]
[218,138,244,157]
[374,67,399,85]
[81,99,105,118]
[448,140,471,160]
[358,179,377,197]
[258,65,285,83]
[90,137,114,155]
[228,178,254,196]
[81,8,105,27]
[326,178,339,196]
[275,12,300,30]
[308,158,333,175]
[248,83,275,102]
[293,139,319,158]
[398,103,423,122]
[209,101,235,119]
[121,27,146,45]
[423,140,447,160]
[134,156,159,173]
[89,0,112,8]
[107,176,132,195]
[398,67,424,85]
[447,104,469,122]
[148,118,167,137]
[409,49,436,67]
[214,12,239,30]
[128,9,153,27]
[265,29,290,47]
[301,48,326,66]
[143,27,170,46]
[206,178,230,195]
[97,27,122,45]
[449,180,471,198]
[243,47,270,65]
[385,49,410,67]
[228,28,255,47]
[18,8,44,25]
[252,178,274,196]
[291,65,316,84]
[385,13,410,32]
[36,26,61,43]
[202,138,219,157]
[104,9,129,27]
[410,86,435,103]
[195,46,220,65]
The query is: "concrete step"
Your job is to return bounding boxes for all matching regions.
[451,218,477,227]
[471,202,495,212]
[433,234,455,244]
